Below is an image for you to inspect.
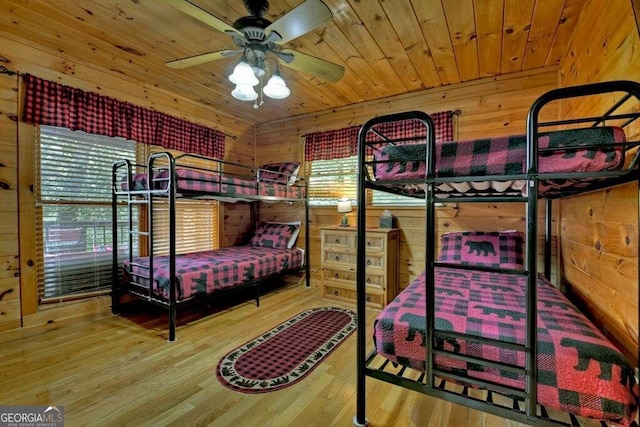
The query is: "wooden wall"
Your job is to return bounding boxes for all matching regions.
[254,68,560,288]
[0,72,20,332]
[0,36,254,338]
[557,0,640,361]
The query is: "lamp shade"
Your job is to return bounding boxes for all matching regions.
[229,61,259,86]
[337,199,352,214]
[231,84,258,101]
[263,74,290,99]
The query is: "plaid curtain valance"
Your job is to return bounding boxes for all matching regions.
[304,111,454,161]
[22,74,225,158]
[366,111,454,145]
[304,125,361,161]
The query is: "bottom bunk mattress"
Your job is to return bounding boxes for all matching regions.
[373,268,638,425]
[123,245,303,302]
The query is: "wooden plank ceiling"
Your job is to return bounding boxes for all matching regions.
[0,0,586,125]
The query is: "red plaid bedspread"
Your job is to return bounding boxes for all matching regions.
[122,169,305,198]
[123,245,303,301]
[373,127,625,197]
[374,268,638,425]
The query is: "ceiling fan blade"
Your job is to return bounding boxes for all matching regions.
[278,49,344,83]
[266,0,333,45]
[162,0,245,38]
[166,50,239,69]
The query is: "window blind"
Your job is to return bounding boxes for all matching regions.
[37,126,138,301]
[371,190,425,206]
[145,145,219,256]
[306,156,358,206]
[306,155,424,207]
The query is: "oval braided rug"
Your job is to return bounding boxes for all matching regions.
[216,306,357,393]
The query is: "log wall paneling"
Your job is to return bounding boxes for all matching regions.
[0,72,20,331]
[558,0,640,360]
[560,183,638,362]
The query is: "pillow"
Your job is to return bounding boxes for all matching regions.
[249,221,301,249]
[258,162,301,186]
[267,220,302,249]
[438,230,524,269]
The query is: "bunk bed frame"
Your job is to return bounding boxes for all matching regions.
[354,80,640,426]
[111,152,310,342]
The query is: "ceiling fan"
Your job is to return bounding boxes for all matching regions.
[163,0,345,84]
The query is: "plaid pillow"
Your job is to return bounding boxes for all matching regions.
[258,162,300,185]
[249,222,299,249]
[438,231,524,269]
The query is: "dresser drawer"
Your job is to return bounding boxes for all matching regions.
[323,231,353,249]
[323,250,356,265]
[364,235,385,251]
[364,254,384,269]
[323,283,384,307]
[323,268,384,288]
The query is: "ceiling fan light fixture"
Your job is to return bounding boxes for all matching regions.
[263,73,290,99]
[229,60,258,86]
[231,84,258,101]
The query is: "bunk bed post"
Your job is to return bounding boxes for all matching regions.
[168,154,177,342]
[354,123,368,427]
[544,198,552,281]
[304,196,310,288]
[526,98,542,420]
[111,161,121,315]
[423,113,437,391]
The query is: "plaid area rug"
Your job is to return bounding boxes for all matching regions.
[216,306,356,393]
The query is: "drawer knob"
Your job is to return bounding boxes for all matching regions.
[335,273,339,279]
[366,259,371,265]
[366,277,371,284]
[335,238,340,244]
[367,241,371,246]
[334,290,339,296]
[366,296,371,302]
[335,255,340,261]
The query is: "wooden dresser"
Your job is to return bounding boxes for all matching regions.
[320,226,399,308]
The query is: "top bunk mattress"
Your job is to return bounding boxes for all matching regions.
[121,168,305,199]
[371,126,626,197]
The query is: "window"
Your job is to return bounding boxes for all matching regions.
[143,145,219,256]
[37,127,219,302]
[371,190,424,206]
[306,156,358,206]
[306,155,424,207]
[37,126,138,301]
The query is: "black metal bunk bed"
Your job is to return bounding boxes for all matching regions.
[111,152,310,342]
[354,80,640,426]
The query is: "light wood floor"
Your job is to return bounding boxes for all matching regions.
[0,277,531,427]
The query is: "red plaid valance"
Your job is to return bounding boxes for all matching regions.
[366,111,454,145]
[22,74,225,158]
[304,111,453,161]
[304,125,361,161]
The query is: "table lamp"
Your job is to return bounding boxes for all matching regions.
[337,199,353,227]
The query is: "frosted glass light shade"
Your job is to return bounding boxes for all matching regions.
[263,74,290,99]
[337,199,352,213]
[229,61,258,86]
[231,84,258,101]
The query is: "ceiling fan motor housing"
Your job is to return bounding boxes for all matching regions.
[233,16,272,41]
